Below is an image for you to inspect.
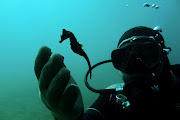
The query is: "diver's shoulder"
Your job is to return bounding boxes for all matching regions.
[170,64,180,77]
[170,65,180,111]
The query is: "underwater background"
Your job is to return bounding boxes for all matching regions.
[0,0,180,119]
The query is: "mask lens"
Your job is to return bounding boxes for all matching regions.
[131,42,161,68]
[111,47,131,71]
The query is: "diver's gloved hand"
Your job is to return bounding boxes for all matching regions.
[34,46,84,120]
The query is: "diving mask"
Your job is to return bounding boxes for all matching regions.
[111,36,164,73]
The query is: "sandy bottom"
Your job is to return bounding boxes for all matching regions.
[0,93,53,120]
[0,82,96,120]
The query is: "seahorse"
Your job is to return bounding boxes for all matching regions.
[59,29,92,79]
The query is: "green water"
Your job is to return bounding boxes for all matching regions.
[0,0,180,119]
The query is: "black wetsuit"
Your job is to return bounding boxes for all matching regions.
[82,64,180,120]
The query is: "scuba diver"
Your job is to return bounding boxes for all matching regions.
[34,26,180,120]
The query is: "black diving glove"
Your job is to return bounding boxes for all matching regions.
[34,46,84,120]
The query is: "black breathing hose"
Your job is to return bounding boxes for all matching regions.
[84,59,120,94]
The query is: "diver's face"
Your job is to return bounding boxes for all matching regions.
[120,59,164,110]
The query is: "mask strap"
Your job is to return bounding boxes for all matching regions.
[118,36,156,48]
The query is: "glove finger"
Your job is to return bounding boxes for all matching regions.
[39,53,65,92]
[47,68,70,104]
[34,46,52,80]
[60,84,80,113]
